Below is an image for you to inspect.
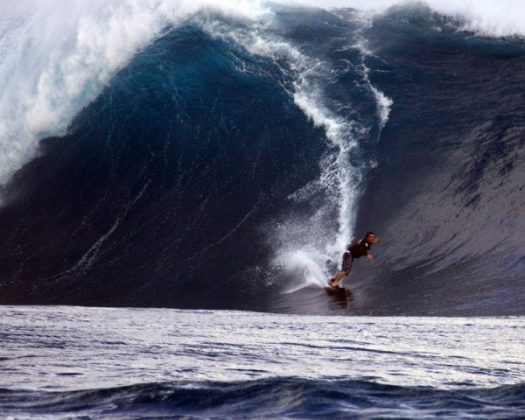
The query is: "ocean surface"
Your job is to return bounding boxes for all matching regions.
[1,306,524,418]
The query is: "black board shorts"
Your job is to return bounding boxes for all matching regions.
[341,255,354,274]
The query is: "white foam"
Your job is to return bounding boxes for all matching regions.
[371,87,393,131]
[200,7,389,293]
[0,0,270,187]
[277,249,330,291]
[354,31,394,133]
[295,0,525,38]
[198,15,370,290]
[419,0,525,38]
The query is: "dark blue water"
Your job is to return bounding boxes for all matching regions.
[0,3,523,315]
[3,379,524,418]
[1,25,325,310]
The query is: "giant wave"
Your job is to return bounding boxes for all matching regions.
[0,0,523,314]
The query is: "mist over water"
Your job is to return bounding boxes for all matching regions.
[0,0,523,314]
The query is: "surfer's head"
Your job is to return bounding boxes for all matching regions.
[365,232,378,244]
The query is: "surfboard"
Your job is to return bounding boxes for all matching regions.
[325,285,346,293]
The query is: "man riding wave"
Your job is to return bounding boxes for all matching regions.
[328,232,379,288]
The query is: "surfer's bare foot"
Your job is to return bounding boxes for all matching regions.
[329,279,337,288]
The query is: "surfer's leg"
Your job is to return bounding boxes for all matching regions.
[330,257,353,287]
[329,271,347,287]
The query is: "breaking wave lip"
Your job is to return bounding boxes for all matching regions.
[0,0,273,188]
[0,0,520,188]
[303,0,525,38]
[1,0,520,191]
[1,379,524,418]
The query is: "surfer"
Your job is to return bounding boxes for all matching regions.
[328,232,379,288]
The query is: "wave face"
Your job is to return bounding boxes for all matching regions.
[0,2,524,313]
[347,4,525,315]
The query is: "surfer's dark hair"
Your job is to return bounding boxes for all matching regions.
[365,231,375,238]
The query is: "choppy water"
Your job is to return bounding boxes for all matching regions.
[1,306,524,418]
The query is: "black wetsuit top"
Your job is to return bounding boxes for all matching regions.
[349,240,371,259]
[340,239,372,273]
